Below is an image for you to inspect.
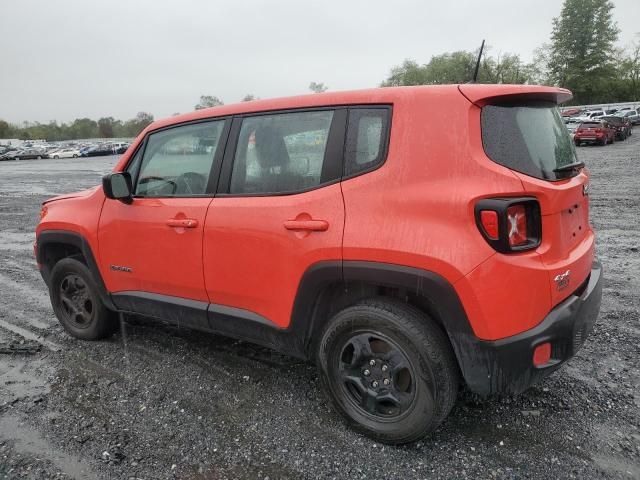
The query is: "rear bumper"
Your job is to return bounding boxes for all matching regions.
[459,260,603,396]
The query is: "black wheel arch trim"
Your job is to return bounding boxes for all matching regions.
[36,229,116,310]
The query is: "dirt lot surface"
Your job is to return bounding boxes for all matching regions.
[0,136,638,480]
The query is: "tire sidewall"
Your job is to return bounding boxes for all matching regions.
[49,258,109,340]
[317,304,451,443]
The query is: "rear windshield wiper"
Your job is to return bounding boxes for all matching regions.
[553,161,585,173]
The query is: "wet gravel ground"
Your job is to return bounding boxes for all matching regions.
[0,136,638,479]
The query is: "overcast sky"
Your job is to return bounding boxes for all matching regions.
[1,0,639,124]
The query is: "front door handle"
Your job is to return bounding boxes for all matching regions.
[166,218,198,228]
[283,219,329,231]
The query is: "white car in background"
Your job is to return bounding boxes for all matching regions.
[49,148,80,159]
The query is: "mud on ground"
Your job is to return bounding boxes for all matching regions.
[0,140,638,479]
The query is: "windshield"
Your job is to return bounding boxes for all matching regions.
[481,102,579,181]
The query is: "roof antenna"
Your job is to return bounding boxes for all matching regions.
[471,39,485,83]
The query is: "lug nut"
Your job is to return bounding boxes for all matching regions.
[363,369,371,376]
[372,381,379,388]
[369,359,376,366]
[381,365,388,372]
[383,378,390,386]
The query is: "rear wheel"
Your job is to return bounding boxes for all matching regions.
[49,258,118,340]
[317,299,459,444]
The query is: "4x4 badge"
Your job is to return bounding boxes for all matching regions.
[554,270,571,291]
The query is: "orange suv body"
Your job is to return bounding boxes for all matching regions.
[36,85,602,442]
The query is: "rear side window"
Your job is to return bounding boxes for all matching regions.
[481,102,578,181]
[345,108,390,176]
[229,110,334,195]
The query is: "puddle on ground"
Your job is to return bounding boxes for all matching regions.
[0,415,96,479]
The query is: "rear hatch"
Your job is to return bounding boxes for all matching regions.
[577,122,601,139]
[461,85,594,307]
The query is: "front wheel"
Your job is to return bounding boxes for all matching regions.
[49,258,118,340]
[317,299,459,444]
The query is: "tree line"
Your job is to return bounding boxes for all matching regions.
[0,112,154,142]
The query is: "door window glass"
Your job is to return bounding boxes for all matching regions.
[134,120,225,197]
[345,108,390,176]
[230,110,334,194]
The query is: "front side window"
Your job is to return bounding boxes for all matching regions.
[133,120,225,197]
[230,110,334,194]
[345,108,390,176]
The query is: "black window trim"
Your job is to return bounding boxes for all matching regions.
[216,106,349,198]
[123,117,232,199]
[120,103,392,199]
[342,105,393,181]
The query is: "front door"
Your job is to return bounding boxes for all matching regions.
[203,109,346,328]
[98,119,229,321]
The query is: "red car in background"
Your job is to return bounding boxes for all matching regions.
[574,120,616,146]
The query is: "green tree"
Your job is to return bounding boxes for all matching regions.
[618,38,640,101]
[195,95,224,110]
[0,120,13,138]
[309,82,328,93]
[548,0,619,104]
[97,117,116,138]
[381,49,534,86]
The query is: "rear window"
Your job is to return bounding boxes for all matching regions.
[581,122,601,128]
[481,102,578,181]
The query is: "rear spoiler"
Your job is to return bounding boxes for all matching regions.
[458,84,572,107]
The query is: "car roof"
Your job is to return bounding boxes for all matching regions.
[144,84,572,134]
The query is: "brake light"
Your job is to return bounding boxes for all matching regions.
[479,210,499,239]
[474,198,541,253]
[506,204,527,246]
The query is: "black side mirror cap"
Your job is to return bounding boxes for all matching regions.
[103,172,133,204]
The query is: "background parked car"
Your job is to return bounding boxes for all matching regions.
[615,109,640,125]
[601,115,632,140]
[13,149,49,160]
[81,145,115,157]
[574,121,616,146]
[49,148,80,159]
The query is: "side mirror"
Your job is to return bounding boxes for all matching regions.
[103,172,133,203]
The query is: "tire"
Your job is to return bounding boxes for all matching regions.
[574,140,581,147]
[316,298,459,444]
[73,154,78,158]
[37,156,42,159]
[53,155,59,159]
[49,258,118,340]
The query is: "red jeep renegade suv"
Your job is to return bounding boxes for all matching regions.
[36,85,602,444]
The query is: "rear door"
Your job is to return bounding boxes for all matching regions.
[479,99,594,306]
[98,119,229,318]
[203,109,346,328]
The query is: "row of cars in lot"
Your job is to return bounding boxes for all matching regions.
[564,107,639,146]
[0,141,130,161]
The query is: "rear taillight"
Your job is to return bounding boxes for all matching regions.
[475,198,541,253]
[479,210,499,240]
[506,204,527,246]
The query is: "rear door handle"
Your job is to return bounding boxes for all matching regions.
[283,219,329,231]
[166,218,198,228]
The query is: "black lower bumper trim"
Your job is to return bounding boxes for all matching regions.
[457,260,603,396]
